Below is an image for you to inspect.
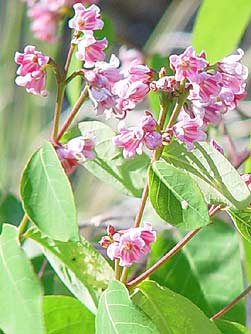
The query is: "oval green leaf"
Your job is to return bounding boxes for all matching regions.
[79,121,149,197]
[132,281,221,334]
[193,0,251,62]
[0,224,44,334]
[96,280,159,334]
[27,227,113,314]
[44,295,95,334]
[149,161,210,229]
[21,141,79,242]
[163,140,251,209]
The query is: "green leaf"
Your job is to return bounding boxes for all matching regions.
[21,141,79,242]
[193,0,251,62]
[27,227,113,314]
[0,191,24,232]
[0,224,44,334]
[132,281,221,334]
[228,208,251,243]
[148,220,245,323]
[214,320,250,334]
[43,295,95,334]
[66,49,83,107]
[79,121,149,197]
[149,161,210,229]
[96,280,159,334]
[163,140,251,209]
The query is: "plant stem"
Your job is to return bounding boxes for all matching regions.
[18,214,29,240]
[64,43,76,77]
[38,259,48,279]
[51,82,65,142]
[115,259,120,280]
[127,205,222,288]
[56,85,89,141]
[166,84,188,129]
[65,70,85,85]
[120,266,130,284]
[210,284,251,320]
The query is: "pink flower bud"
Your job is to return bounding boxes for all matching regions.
[99,236,111,248]
[107,224,116,236]
[140,112,157,132]
[210,139,224,155]
[144,132,162,150]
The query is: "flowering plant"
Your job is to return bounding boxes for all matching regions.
[1,1,251,333]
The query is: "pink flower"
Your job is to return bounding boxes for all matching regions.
[126,81,150,102]
[192,72,222,101]
[170,46,208,82]
[218,49,248,81]
[138,222,156,247]
[56,133,96,174]
[128,64,153,83]
[15,45,49,75]
[118,229,146,266]
[15,45,49,96]
[113,122,145,159]
[88,87,115,115]
[101,222,156,267]
[85,55,122,89]
[112,79,149,103]
[113,113,162,159]
[76,32,108,68]
[172,114,207,150]
[68,3,103,32]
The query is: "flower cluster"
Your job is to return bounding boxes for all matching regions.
[56,133,96,174]
[152,47,248,150]
[86,50,153,117]
[23,0,98,42]
[100,222,156,267]
[113,112,162,159]
[15,45,49,96]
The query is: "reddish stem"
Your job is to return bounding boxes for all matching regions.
[56,85,88,141]
[210,284,251,320]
